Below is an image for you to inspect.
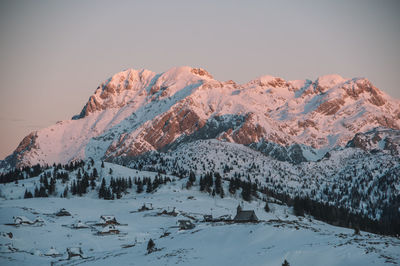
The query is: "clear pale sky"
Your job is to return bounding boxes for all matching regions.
[0,0,399,160]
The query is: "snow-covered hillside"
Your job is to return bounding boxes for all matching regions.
[123,134,400,223]
[1,66,399,169]
[0,162,399,266]
[0,66,399,265]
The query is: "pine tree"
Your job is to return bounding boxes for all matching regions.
[82,174,89,194]
[241,181,251,201]
[186,180,192,189]
[354,226,360,235]
[92,168,98,179]
[189,171,196,184]
[214,172,222,195]
[220,186,225,198]
[49,177,56,195]
[39,186,48,197]
[63,186,69,198]
[99,178,106,199]
[109,168,113,175]
[137,180,143,193]
[146,180,153,193]
[43,176,49,190]
[71,180,77,195]
[77,180,83,196]
[199,177,205,191]
[293,197,305,216]
[24,189,33,198]
[147,239,155,253]
[228,179,235,194]
[101,161,105,168]
[282,259,290,266]
[128,177,132,189]
[90,178,96,190]
[264,202,270,212]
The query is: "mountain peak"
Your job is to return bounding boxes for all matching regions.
[315,74,347,92]
[73,66,214,119]
[246,75,287,88]
[2,66,399,169]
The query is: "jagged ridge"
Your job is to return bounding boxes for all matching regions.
[1,66,399,169]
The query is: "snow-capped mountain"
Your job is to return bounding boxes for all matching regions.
[1,65,399,265]
[1,66,399,169]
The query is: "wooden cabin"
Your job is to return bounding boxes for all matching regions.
[99,225,120,235]
[178,220,195,230]
[55,208,71,217]
[67,247,84,259]
[233,205,258,222]
[100,215,119,225]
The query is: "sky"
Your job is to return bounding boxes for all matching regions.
[0,0,399,160]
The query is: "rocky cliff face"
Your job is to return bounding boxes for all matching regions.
[346,128,400,155]
[1,66,400,169]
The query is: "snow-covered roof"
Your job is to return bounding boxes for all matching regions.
[101,225,117,233]
[73,221,88,228]
[45,247,60,256]
[100,215,117,222]
[14,216,32,224]
[67,247,83,255]
[234,210,258,221]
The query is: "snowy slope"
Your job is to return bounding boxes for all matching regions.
[0,162,399,266]
[123,133,400,221]
[1,67,399,169]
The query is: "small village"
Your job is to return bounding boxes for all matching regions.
[3,202,260,261]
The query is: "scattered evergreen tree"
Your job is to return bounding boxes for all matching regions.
[241,181,252,201]
[147,238,155,254]
[282,259,290,266]
[199,176,205,191]
[92,168,99,179]
[214,172,222,195]
[146,180,153,193]
[264,202,270,212]
[229,178,236,195]
[101,161,105,168]
[90,178,96,190]
[24,189,33,198]
[136,180,143,194]
[189,170,196,184]
[128,178,133,189]
[293,197,305,216]
[42,176,49,190]
[71,180,77,195]
[49,177,56,195]
[63,185,69,198]
[220,185,225,198]
[99,178,107,199]
[38,186,48,197]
